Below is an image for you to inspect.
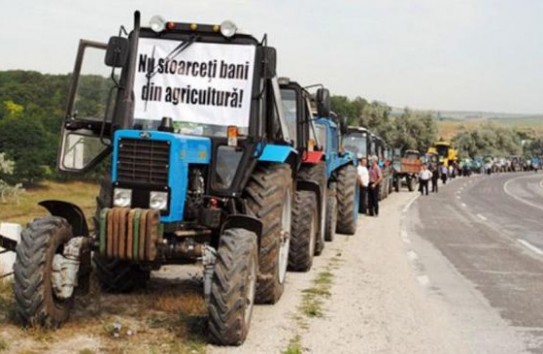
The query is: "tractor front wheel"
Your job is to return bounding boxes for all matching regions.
[208,228,258,346]
[13,216,74,328]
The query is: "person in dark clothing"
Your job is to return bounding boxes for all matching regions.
[368,155,383,216]
[440,164,448,184]
[431,164,440,192]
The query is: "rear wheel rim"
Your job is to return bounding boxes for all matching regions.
[309,208,317,254]
[244,254,257,325]
[278,188,291,284]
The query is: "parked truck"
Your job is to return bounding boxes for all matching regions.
[392,149,421,192]
[8,12,315,346]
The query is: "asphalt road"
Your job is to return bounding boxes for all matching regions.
[407,172,543,353]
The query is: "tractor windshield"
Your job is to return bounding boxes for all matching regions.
[344,132,367,158]
[133,37,256,137]
[436,145,449,158]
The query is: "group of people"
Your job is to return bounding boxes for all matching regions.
[357,156,382,216]
[418,163,451,195]
[356,157,456,216]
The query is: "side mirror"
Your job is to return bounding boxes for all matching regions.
[316,88,331,117]
[261,47,277,78]
[105,36,129,68]
[338,115,348,135]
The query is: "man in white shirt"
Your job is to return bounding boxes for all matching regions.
[357,157,369,214]
[419,164,432,196]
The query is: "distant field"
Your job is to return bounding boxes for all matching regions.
[0,180,99,226]
[437,117,543,141]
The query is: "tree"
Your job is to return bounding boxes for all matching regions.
[452,123,522,158]
[0,152,24,203]
[0,116,49,184]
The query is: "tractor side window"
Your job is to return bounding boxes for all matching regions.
[315,124,327,151]
[214,146,243,189]
[280,88,298,146]
[61,132,107,170]
[71,47,117,122]
[59,40,114,173]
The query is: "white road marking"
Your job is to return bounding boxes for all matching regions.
[504,176,543,212]
[407,251,419,261]
[477,214,487,221]
[518,239,543,256]
[417,275,430,287]
[402,194,420,213]
[461,203,467,207]
[456,196,461,199]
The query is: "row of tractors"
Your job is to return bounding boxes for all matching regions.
[0,12,367,346]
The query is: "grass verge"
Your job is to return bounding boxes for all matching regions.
[283,253,342,353]
[0,180,99,225]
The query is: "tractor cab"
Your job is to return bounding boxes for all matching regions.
[344,126,370,160]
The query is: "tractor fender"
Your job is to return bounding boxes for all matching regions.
[221,215,263,248]
[38,200,89,237]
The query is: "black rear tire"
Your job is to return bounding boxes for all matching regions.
[288,191,318,272]
[336,165,358,235]
[208,228,258,346]
[93,257,150,293]
[407,176,415,192]
[324,183,338,242]
[394,176,400,192]
[244,164,292,304]
[13,216,74,328]
[298,163,327,256]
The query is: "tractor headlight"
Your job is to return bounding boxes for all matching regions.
[113,188,132,208]
[220,20,237,38]
[149,15,166,32]
[150,191,168,211]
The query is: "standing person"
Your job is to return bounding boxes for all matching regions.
[419,164,432,196]
[368,155,383,216]
[357,157,369,214]
[440,164,448,184]
[431,164,440,193]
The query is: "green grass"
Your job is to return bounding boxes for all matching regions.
[0,180,99,225]
[0,280,16,324]
[282,335,303,354]
[284,255,342,353]
[78,350,95,354]
[299,258,338,319]
[0,337,8,352]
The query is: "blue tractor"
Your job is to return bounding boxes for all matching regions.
[11,12,306,345]
[313,113,360,238]
[279,79,359,272]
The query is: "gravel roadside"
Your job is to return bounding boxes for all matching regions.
[210,190,469,354]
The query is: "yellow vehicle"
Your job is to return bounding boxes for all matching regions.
[427,140,458,167]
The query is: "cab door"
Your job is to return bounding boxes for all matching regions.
[58,40,119,173]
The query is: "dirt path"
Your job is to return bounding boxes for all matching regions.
[211,191,469,354]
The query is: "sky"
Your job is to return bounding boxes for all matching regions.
[1,0,542,114]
